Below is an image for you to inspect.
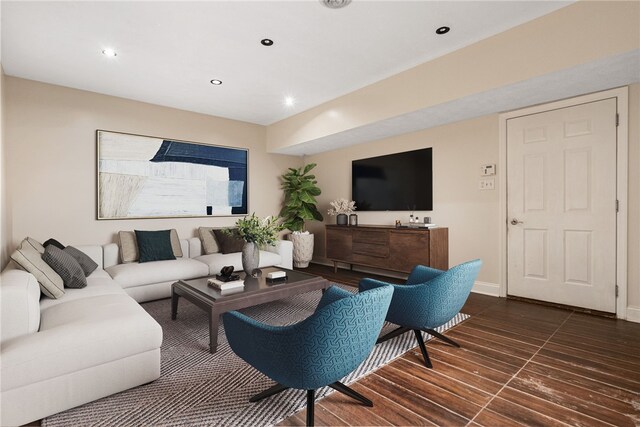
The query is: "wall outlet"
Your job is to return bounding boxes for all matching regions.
[479,178,495,190]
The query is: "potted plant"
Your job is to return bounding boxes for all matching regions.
[280,163,323,268]
[232,213,283,274]
[327,198,356,225]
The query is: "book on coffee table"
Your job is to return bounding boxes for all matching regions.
[207,278,245,293]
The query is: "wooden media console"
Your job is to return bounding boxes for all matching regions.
[325,224,448,274]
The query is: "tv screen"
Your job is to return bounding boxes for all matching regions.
[352,148,433,211]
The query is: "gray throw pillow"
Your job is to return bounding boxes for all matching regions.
[10,237,64,298]
[64,246,99,276]
[42,245,87,289]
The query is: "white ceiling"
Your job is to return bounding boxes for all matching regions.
[1,1,573,126]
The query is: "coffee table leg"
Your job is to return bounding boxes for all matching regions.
[209,308,220,353]
[171,291,179,320]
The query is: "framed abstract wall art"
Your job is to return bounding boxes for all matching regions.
[97,130,248,219]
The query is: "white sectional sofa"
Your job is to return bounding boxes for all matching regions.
[104,237,293,302]
[0,237,293,426]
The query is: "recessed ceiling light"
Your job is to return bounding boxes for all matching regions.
[261,39,274,47]
[210,79,222,85]
[436,26,450,35]
[284,96,295,107]
[321,0,352,9]
[102,48,117,57]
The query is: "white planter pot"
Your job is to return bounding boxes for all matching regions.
[288,233,314,268]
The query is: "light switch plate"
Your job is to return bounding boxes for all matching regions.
[479,178,495,190]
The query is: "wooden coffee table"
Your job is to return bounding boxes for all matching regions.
[171,267,331,353]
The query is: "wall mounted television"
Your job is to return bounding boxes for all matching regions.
[352,148,433,211]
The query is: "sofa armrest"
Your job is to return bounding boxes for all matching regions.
[103,243,119,268]
[267,240,293,270]
[188,237,203,258]
[1,269,41,345]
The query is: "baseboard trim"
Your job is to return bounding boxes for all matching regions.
[472,281,500,297]
[626,306,640,323]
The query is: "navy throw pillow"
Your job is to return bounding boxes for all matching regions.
[135,230,176,263]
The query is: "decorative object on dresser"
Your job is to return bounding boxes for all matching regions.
[327,198,356,226]
[97,130,248,219]
[325,224,448,274]
[280,164,323,268]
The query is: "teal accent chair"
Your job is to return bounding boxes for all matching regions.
[359,259,482,368]
[223,282,393,426]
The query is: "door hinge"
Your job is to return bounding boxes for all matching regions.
[616,200,619,212]
[616,285,619,297]
[616,113,619,127]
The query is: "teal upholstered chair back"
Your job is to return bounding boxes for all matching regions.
[223,282,393,391]
[360,259,482,331]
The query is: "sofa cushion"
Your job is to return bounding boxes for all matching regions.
[118,229,183,263]
[105,258,209,289]
[10,238,64,299]
[39,270,125,312]
[198,227,220,254]
[0,269,41,345]
[135,230,176,263]
[196,250,282,276]
[64,246,99,276]
[212,229,245,254]
[1,293,162,392]
[42,246,87,289]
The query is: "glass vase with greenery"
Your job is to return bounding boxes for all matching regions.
[233,213,283,246]
[229,213,283,274]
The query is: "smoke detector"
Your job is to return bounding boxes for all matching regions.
[321,0,352,9]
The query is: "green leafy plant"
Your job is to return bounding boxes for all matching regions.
[280,163,323,232]
[229,213,283,246]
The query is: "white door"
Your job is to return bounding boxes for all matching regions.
[507,98,617,312]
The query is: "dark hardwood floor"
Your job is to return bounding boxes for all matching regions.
[278,263,640,426]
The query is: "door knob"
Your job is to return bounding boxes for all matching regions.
[510,218,523,225]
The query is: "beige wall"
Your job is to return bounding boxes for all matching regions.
[3,76,299,253]
[267,1,640,151]
[305,115,500,286]
[307,84,640,312]
[1,67,11,268]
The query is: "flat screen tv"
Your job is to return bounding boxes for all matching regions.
[352,148,432,211]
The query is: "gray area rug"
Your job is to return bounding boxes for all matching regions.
[43,285,469,427]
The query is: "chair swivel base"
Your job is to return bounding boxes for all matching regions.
[249,381,373,426]
[376,325,461,369]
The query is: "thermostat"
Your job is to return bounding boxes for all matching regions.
[481,164,496,176]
